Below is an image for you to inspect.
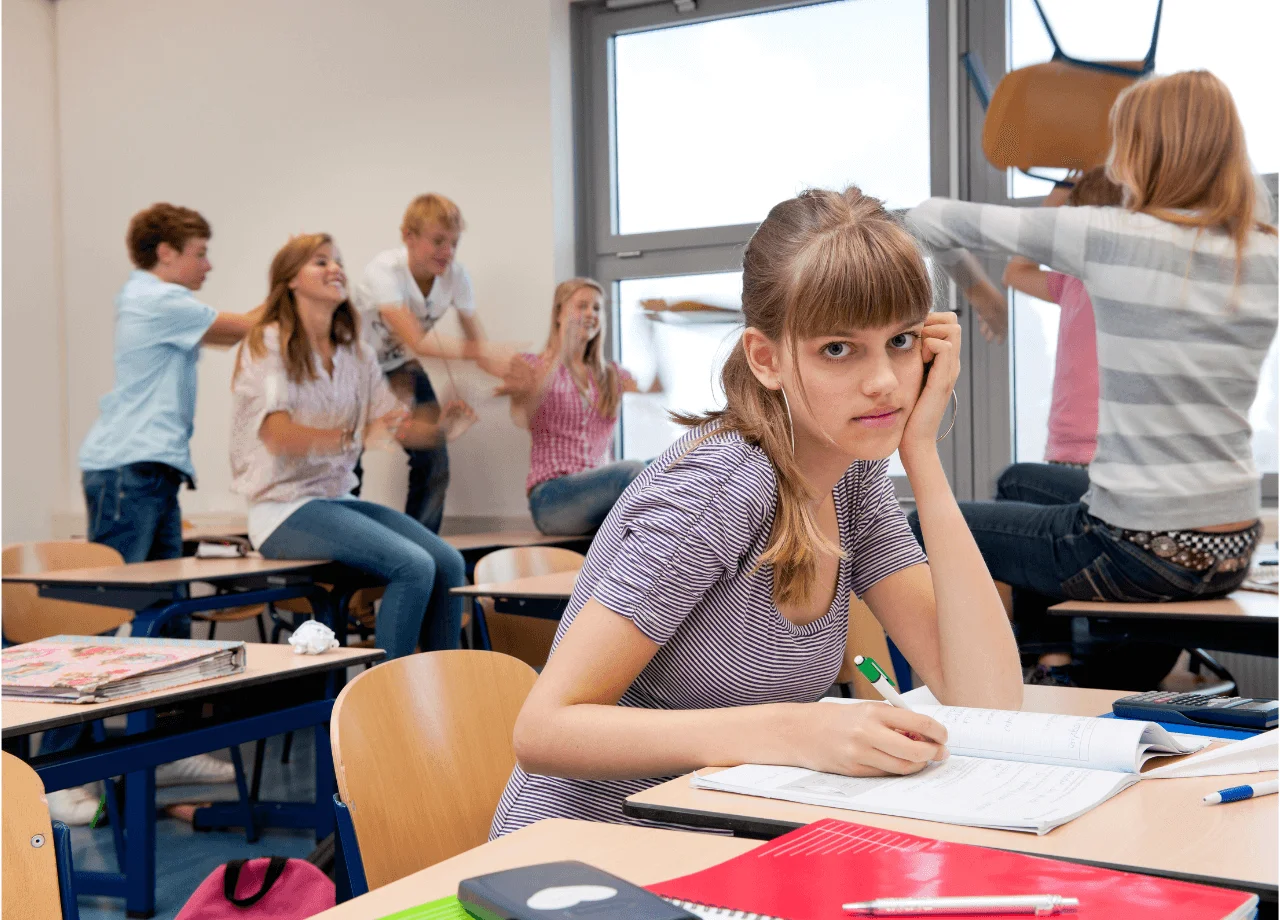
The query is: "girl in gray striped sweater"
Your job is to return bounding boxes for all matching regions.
[492,187,1023,835]
[906,70,1278,688]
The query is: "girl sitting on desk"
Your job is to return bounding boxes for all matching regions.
[491,187,1023,836]
[230,234,473,660]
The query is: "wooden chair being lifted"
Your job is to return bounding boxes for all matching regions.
[329,650,538,889]
[472,546,585,669]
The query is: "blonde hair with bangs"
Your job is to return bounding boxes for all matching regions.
[678,187,933,607]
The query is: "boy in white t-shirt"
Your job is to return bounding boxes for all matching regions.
[354,193,496,531]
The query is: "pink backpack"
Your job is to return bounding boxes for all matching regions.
[175,857,335,920]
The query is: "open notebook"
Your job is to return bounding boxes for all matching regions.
[691,690,1212,834]
[1,635,246,703]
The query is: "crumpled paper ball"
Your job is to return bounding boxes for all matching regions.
[288,620,339,655]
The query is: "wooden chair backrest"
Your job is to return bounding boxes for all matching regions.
[2,542,132,644]
[837,596,899,699]
[983,59,1143,172]
[330,650,539,889]
[473,547,585,670]
[2,752,62,920]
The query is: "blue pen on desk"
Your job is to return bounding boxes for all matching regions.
[1203,779,1279,805]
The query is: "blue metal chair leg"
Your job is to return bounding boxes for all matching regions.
[332,795,368,900]
[52,821,81,920]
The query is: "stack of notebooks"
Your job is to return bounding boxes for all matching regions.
[2,635,246,703]
[690,692,1216,833]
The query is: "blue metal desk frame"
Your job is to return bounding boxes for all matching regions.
[2,562,381,917]
[3,650,380,918]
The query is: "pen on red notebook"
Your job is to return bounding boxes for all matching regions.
[842,894,1080,916]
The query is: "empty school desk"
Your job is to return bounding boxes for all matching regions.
[443,530,589,571]
[625,685,1278,911]
[452,569,580,620]
[1,556,372,646]
[311,818,758,920]
[1049,590,1279,658]
[2,644,383,918]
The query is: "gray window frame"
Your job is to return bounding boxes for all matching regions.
[571,0,963,495]
[571,0,1277,506]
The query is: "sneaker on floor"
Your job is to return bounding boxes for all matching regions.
[155,753,236,787]
[46,783,102,826]
[1023,663,1078,687]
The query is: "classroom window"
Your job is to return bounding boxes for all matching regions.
[613,0,932,235]
[615,272,742,461]
[1006,0,1280,199]
[578,0,945,489]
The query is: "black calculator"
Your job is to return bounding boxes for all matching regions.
[1112,691,1278,731]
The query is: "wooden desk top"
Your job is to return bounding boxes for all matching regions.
[625,686,1278,893]
[442,531,587,552]
[452,569,579,600]
[2,644,382,738]
[1049,590,1278,621]
[1,556,329,588]
[311,819,758,920]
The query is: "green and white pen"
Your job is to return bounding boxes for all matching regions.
[853,655,912,711]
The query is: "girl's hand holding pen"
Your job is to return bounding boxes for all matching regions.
[790,701,949,778]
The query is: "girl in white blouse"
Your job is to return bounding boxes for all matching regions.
[230,233,474,658]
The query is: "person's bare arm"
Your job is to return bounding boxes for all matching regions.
[258,411,348,457]
[513,598,949,781]
[202,304,267,347]
[1002,258,1054,302]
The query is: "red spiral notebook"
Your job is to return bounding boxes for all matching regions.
[647,819,1257,920]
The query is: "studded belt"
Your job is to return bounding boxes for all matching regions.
[1117,521,1262,573]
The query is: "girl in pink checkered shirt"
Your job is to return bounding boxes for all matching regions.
[499,278,651,535]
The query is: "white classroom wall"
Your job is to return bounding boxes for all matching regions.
[2,0,68,544]
[2,0,575,543]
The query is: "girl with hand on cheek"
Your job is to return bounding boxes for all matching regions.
[490,187,1022,837]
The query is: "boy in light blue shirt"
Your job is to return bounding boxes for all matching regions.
[79,203,260,562]
[48,204,264,826]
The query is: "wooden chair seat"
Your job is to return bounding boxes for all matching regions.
[330,650,538,888]
[472,547,585,669]
[2,542,133,644]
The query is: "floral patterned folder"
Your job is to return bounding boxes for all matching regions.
[2,635,246,703]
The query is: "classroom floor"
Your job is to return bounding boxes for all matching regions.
[72,730,321,920]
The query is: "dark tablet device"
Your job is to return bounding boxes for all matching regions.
[458,860,697,920]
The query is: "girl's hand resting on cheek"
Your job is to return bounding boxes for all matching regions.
[793,701,949,777]
[899,311,961,466]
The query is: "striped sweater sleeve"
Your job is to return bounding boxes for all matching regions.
[908,197,1094,284]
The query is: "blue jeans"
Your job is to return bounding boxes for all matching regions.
[396,364,449,534]
[258,499,465,659]
[908,462,1248,688]
[82,463,186,564]
[528,461,645,536]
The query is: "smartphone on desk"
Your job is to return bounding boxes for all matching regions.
[1113,691,1278,731]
